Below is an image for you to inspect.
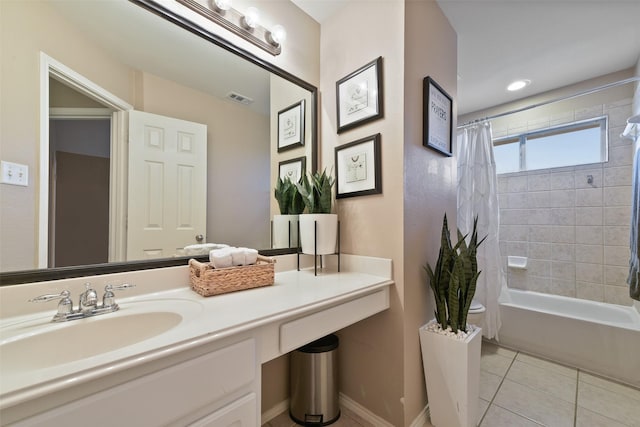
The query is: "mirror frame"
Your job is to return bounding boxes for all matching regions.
[0,0,317,286]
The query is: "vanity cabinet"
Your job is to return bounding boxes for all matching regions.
[12,338,259,427]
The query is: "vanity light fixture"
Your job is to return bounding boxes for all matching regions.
[507,79,531,91]
[177,0,285,56]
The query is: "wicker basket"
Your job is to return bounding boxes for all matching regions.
[188,255,275,297]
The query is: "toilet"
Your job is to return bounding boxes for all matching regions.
[467,299,486,327]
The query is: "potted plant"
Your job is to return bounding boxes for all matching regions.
[419,214,486,427]
[295,168,337,255]
[273,176,305,248]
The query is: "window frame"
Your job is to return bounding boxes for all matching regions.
[494,116,608,174]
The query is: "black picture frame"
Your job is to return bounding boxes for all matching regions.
[277,99,305,152]
[335,133,382,199]
[336,57,384,133]
[278,156,306,183]
[423,76,453,157]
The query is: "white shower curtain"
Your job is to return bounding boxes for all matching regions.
[457,121,507,339]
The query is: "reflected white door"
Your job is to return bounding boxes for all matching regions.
[127,111,207,260]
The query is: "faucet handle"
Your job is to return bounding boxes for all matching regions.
[29,289,71,303]
[102,283,135,308]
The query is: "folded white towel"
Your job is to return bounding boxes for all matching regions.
[209,248,233,268]
[244,248,258,265]
[231,247,246,266]
[185,243,229,256]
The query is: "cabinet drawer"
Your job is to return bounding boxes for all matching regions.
[280,289,389,353]
[189,393,257,427]
[16,339,256,427]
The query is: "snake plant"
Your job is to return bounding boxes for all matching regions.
[274,176,304,215]
[295,168,335,214]
[424,214,486,332]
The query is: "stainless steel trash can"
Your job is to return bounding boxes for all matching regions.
[289,334,340,426]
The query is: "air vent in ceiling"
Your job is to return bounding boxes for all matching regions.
[226,92,254,105]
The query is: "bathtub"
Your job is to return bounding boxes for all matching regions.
[497,289,640,388]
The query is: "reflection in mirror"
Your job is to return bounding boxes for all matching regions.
[0,0,317,284]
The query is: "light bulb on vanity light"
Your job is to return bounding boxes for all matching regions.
[241,7,260,30]
[266,24,287,47]
[213,0,232,14]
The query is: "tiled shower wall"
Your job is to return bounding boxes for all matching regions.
[496,96,635,305]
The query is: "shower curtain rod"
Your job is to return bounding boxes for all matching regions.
[458,76,640,128]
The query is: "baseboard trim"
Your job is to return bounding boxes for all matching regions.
[338,392,394,427]
[409,404,430,427]
[261,398,289,425]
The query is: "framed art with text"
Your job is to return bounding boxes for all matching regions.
[423,76,453,156]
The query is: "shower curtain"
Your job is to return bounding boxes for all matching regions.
[628,144,640,301]
[457,121,507,339]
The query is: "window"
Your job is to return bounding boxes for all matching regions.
[494,117,608,174]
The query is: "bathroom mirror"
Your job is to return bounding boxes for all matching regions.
[0,0,317,285]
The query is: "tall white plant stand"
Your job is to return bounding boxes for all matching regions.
[419,322,482,427]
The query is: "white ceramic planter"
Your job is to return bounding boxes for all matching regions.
[272,214,299,249]
[419,321,482,427]
[298,214,338,255]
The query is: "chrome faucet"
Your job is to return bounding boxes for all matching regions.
[79,283,98,313]
[29,283,135,322]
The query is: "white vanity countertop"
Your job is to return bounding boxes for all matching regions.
[0,258,392,409]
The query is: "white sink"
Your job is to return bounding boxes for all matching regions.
[0,299,202,373]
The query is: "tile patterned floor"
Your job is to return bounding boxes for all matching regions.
[263,341,640,427]
[478,341,640,427]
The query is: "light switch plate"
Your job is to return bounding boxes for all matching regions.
[1,161,29,187]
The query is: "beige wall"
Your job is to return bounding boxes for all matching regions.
[320,0,457,425]
[402,1,458,422]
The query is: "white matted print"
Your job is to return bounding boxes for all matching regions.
[336,57,383,133]
[278,156,306,183]
[335,134,381,198]
[278,99,305,152]
[423,76,453,156]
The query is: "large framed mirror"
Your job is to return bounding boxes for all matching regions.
[0,0,317,285]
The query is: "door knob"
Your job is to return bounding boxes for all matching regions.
[195,234,204,242]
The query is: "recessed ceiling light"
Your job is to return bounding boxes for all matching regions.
[507,79,531,91]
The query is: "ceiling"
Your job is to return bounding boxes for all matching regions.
[292,0,640,115]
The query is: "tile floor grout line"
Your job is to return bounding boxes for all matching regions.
[478,348,519,426]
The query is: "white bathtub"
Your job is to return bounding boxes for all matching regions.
[498,289,640,388]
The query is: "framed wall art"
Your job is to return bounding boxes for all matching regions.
[278,99,305,152]
[423,76,453,157]
[278,156,306,183]
[335,133,382,198]
[336,57,383,133]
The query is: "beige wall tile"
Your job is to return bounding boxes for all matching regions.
[604,245,630,267]
[604,206,631,226]
[549,189,575,207]
[604,265,628,286]
[604,285,633,305]
[576,281,604,302]
[528,259,551,277]
[552,244,575,261]
[575,105,603,120]
[550,279,576,297]
[575,169,602,189]
[576,263,604,284]
[551,226,575,243]
[527,277,552,293]
[604,186,631,207]
[575,226,603,245]
[529,225,554,243]
[550,171,575,190]
[606,104,632,127]
[527,191,551,208]
[551,208,575,226]
[528,173,550,191]
[604,166,631,187]
[576,188,603,207]
[529,242,552,260]
[507,175,528,192]
[500,225,529,242]
[576,207,603,226]
[604,226,631,246]
[528,208,552,225]
[552,261,576,280]
[575,244,603,264]
[606,145,634,168]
